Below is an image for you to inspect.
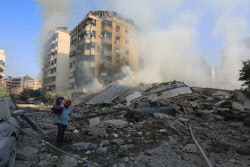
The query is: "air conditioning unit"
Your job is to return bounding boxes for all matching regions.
[99,35,103,38]
[84,35,86,39]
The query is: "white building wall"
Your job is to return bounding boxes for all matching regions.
[55,31,70,92]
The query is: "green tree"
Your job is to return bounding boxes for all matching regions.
[239,60,250,92]
[0,87,11,99]
[19,89,42,101]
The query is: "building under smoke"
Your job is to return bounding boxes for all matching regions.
[42,27,70,93]
[68,10,140,92]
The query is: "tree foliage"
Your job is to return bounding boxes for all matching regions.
[239,60,250,91]
[0,87,11,99]
[19,89,42,101]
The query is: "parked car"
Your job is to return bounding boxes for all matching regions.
[0,96,24,167]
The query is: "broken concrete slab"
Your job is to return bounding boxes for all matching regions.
[102,119,128,128]
[89,117,100,127]
[182,144,198,153]
[58,155,78,167]
[101,140,110,147]
[153,113,172,119]
[232,102,244,112]
[16,146,39,160]
[97,147,107,154]
[214,100,232,108]
[88,84,129,104]
[178,118,188,123]
[197,110,216,115]
[190,101,199,108]
[111,139,125,145]
[88,127,108,138]
[244,99,250,110]
[70,142,90,151]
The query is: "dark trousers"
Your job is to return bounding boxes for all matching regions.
[57,123,67,144]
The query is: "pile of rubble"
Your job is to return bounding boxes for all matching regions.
[15,81,250,167]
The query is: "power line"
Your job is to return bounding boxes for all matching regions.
[89,0,96,11]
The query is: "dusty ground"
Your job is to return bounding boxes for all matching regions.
[13,86,250,167]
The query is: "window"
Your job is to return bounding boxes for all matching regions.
[84,55,95,62]
[103,20,112,27]
[116,59,120,64]
[125,61,129,65]
[104,56,112,63]
[125,50,129,55]
[85,43,96,50]
[116,25,120,32]
[103,32,112,40]
[116,36,120,42]
[104,43,112,51]
[92,31,96,38]
[125,39,129,44]
[125,29,129,34]
[116,47,120,53]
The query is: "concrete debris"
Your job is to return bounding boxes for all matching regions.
[14,81,250,167]
[153,113,172,119]
[97,147,107,154]
[89,117,100,127]
[70,142,90,151]
[111,139,125,145]
[182,144,198,153]
[102,119,128,128]
[244,99,250,110]
[100,140,110,147]
[232,102,245,111]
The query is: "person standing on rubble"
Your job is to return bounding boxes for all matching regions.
[52,99,74,147]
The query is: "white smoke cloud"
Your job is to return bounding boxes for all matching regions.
[102,0,250,89]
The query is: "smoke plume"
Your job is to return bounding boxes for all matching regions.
[103,0,250,89]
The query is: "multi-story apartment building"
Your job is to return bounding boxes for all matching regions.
[69,10,140,91]
[3,76,12,94]
[11,77,24,96]
[43,27,70,93]
[10,75,42,96]
[0,50,6,81]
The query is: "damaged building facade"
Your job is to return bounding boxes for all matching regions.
[42,27,70,93]
[0,49,6,81]
[68,10,140,92]
[11,75,42,96]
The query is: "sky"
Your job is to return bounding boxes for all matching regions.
[0,0,250,86]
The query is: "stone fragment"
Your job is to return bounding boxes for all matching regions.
[101,140,110,147]
[120,144,135,151]
[57,155,78,167]
[88,127,108,138]
[102,120,128,128]
[159,129,167,133]
[217,108,230,112]
[70,142,90,151]
[16,146,39,160]
[178,118,188,123]
[197,110,216,115]
[182,144,198,153]
[213,115,224,121]
[231,122,244,128]
[153,113,172,119]
[232,102,244,112]
[144,150,154,156]
[190,101,199,108]
[111,139,125,145]
[244,99,250,110]
[121,157,130,163]
[97,147,107,154]
[89,117,100,127]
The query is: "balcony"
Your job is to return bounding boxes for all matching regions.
[104,62,112,68]
[0,65,5,69]
[68,77,75,84]
[50,81,55,85]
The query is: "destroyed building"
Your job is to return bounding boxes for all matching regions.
[68,10,140,92]
[0,49,6,81]
[42,27,70,93]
